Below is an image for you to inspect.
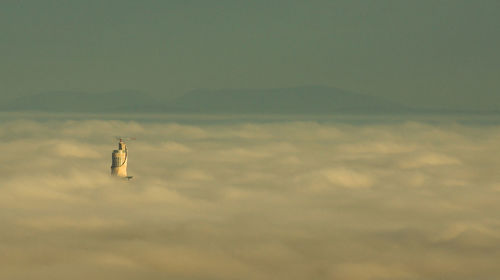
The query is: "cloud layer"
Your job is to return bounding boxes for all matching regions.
[1,118,500,279]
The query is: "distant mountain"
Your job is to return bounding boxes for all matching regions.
[1,86,418,114]
[165,86,411,114]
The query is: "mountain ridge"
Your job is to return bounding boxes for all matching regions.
[165,86,410,114]
[1,86,490,115]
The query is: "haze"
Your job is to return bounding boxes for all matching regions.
[1,0,499,110]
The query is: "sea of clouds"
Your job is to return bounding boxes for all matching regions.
[1,117,500,280]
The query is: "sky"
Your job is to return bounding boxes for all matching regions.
[1,0,499,110]
[2,2,500,278]
[2,118,500,279]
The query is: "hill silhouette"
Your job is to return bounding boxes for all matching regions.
[165,86,409,114]
[2,86,417,114]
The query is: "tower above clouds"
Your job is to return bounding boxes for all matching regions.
[111,138,133,179]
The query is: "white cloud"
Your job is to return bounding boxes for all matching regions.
[51,141,102,158]
[399,152,462,168]
[321,168,374,188]
[160,141,192,153]
[1,117,500,280]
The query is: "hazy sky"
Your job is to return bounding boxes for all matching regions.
[1,0,499,110]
